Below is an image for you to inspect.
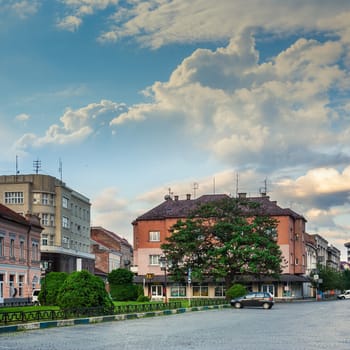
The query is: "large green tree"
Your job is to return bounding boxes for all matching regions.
[161,197,284,288]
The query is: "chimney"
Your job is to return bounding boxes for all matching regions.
[174,195,179,201]
[186,194,191,200]
[238,192,247,199]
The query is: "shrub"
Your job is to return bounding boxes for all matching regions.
[39,272,68,306]
[56,270,113,309]
[108,269,134,285]
[226,284,247,299]
[109,284,139,301]
[137,295,150,302]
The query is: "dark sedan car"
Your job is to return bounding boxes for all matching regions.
[231,292,274,309]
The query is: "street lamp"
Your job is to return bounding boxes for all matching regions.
[159,256,168,303]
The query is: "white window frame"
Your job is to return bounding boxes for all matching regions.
[149,255,160,266]
[62,216,70,229]
[5,191,24,204]
[149,231,160,242]
[62,197,69,209]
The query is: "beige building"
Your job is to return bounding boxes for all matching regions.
[0,174,95,273]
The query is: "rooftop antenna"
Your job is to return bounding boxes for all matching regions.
[15,155,20,175]
[213,177,216,194]
[59,158,63,182]
[33,159,41,174]
[259,178,268,196]
[235,173,239,198]
[193,182,199,199]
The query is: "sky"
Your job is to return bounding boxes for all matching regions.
[1,0,350,259]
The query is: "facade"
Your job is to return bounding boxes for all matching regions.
[344,242,350,263]
[327,245,341,270]
[0,174,94,273]
[0,204,43,304]
[91,226,133,276]
[133,193,309,300]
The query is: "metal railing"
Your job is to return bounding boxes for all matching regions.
[0,302,185,325]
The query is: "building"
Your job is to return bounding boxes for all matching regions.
[132,193,309,300]
[0,204,43,305]
[344,242,350,263]
[327,245,341,270]
[91,226,133,279]
[0,174,95,273]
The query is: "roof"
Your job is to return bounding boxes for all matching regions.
[0,203,30,226]
[134,194,306,222]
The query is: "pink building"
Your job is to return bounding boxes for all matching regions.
[0,204,43,305]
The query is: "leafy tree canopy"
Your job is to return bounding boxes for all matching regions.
[161,197,283,287]
[39,271,68,305]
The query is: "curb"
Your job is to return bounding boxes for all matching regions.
[0,304,231,334]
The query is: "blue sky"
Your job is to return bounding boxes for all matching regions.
[1,0,350,259]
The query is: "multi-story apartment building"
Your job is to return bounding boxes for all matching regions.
[344,241,350,263]
[91,226,133,276]
[0,204,43,304]
[132,193,309,300]
[0,174,94,273]
[311,234,329,268]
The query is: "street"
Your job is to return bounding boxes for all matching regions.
[0,300,349,350]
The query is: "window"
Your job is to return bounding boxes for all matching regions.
[149,255,160,266]
[32,241,39,261]
[42,235,48,246]
[10,238,15,258]
[0,237,4,257]
[214,285,226,297]
[149,231,160,242]
[62,216,70,229]
[20,240,25,260]
[41,213,49,226]
[5,191,24,204]
[170,285,186,297]
[192,285,209,297]
[18,275,24,297]
[151,285,163,297]
[62,197,69,208]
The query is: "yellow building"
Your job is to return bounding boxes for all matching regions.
[0,174,94,273]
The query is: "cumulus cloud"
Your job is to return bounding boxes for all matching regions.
[0,0,40,19]
[110,30,350,175]
[57,0,118,31]
[15,100,127,151]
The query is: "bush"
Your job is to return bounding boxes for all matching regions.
[226,284,247,299]
[56,270,113,309]
[39,272,68,306]
[137,295,150,302]
[110,284,139,301]
[108,269,134,285]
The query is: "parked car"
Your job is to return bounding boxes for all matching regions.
[231,292,274,309]
[337,290,350,300]
[32,289,41,305]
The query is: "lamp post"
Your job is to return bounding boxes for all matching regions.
[159,256,168,303]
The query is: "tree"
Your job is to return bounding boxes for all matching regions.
[313,265,344,292]
[56,270,113,309]
[39,272,68,305]
[161,197,283,288]
[108,268,139,301]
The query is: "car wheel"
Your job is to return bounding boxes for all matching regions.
[234,302,242,309]
[341,296,345,300]
[263,303,271,309]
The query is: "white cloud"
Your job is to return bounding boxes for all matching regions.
[15,100,126,151]
[57,15,82,31]
[111,30,349,174]
[0,0,40,19]
[15,113,30,121]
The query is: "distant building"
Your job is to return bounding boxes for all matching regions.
[0,204,43,304]
[133,193,309,300]
[0,174,95,273]
[91,226,133,277]
[345,242,350,263]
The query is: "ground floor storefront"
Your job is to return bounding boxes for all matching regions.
[135,274,312,301]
